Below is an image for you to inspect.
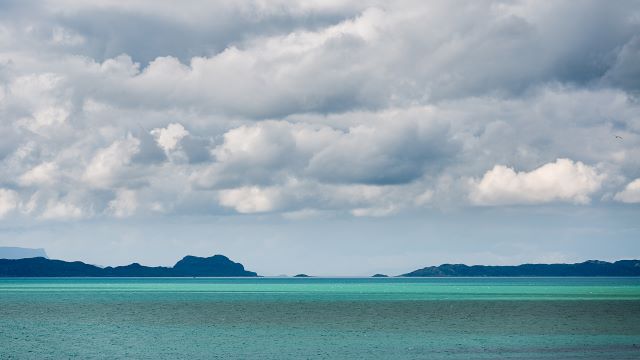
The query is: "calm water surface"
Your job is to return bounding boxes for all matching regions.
[1,277,639,359]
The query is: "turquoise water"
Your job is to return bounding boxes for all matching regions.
[1,278,640,359]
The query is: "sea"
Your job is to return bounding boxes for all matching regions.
[1,277,639,359]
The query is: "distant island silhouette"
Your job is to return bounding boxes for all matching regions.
[0,254,257,277]
[0,247,48,259]
[401,260,640,277]
[1,254,640,277]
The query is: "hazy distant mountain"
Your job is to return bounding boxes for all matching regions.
[0,254,257,277]
[402,260,640,277]
[0,247,48,259]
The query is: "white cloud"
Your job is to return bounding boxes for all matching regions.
[0,189,19,218]
[150,123,189,153]
[217,180,429,216]
[469,159,605,205]
[40,198,85,220]
[214,123,298,165]
[194,113,455,190]
[108,189,138,217]
[83,136,140,189]
[219,186,281,213]
[8,73,63,102]
[19,162,58,187]
[11,0,630,119]
[414,190,434,206]
[28,106,70,130]
[192,122,300,189]
[0,1,638,220]
[614,179,640,203]
[351,205,397,217]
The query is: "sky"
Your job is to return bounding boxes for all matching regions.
[0,0,639,276]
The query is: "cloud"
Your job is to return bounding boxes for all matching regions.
[83,136,141,189]
[602,35,640,92]
[351,205,397,217]
[219,186,282,214]
[469,159,605,205]
[305,114,454,185]
[39,193,88,220]
[19,162,58,187]
[193,112,456,190]
[614,179,640,203]
[150,123,189,153]
[0,1,639,221]
[28,0,363,65]
[51,26,85,46]
[2,1,636,119]
[108,189,138,217]
[0,188,19,218]
[217,178,430,216]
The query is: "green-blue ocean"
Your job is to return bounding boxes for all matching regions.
[1,277,639,359]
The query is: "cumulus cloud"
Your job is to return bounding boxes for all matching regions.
[306,115,453,185]
[36,190,89,220]
[217,178,431,216]
[614,179,640,203]
[108,189,138,217]
[193,112,456,190]
[40,200,85,220]
[219,186,282,214]
[469,159,605,205]
[0,1,638,221]
[151,123,189,153]
[19,162,58,187]
[83,136,141,189]
[0,189,19,218]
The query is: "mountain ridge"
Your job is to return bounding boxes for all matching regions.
[0,254,257,277]
[401,259,640,277]
[2,256,640,277]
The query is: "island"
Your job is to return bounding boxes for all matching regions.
[401,260,640,277]
[372,274,388,277]
[0,246,48,259]
[0,254,258,277]
[293,274,311,277]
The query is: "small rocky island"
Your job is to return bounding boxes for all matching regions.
[0,254,257,277]
[372,274,388,277]
[293,274,311,277]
